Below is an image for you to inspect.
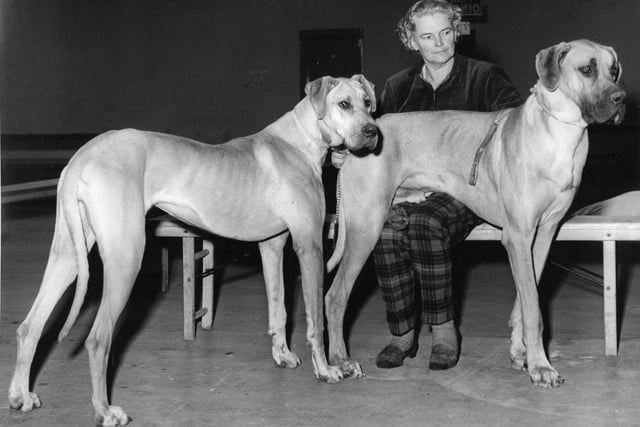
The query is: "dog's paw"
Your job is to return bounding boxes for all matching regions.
[96,405,131,426]
[9,391,42,412]
[509,340,527,372]
[338,359,365,379]
[510,356,527,372]
[529,366,564,389]
[328,349,364,379]
[316,365,345,384]
[273,349,301,369]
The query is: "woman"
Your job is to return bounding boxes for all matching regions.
[373,0,523,370]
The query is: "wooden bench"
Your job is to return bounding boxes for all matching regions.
[466,215,640,356]
[153,217,215,340]
[154,214,337,340]
[326,214,639,355]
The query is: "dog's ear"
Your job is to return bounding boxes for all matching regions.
[605,46,623,82]
[305,76,339,119]
[535,42,572,91]
[351,74,377,113]
[614,60,623,83]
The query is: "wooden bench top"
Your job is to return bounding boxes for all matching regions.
[467,215,640,241]
[151,216,211,239]
[152,214,640,242]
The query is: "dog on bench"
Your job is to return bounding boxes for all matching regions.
[325,40,625,388]
[8,75,378,426]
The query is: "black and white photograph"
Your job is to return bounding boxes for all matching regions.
[1,1,639,425]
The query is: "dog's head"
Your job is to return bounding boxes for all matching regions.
[305,74,378,152]
[535,39,626,125]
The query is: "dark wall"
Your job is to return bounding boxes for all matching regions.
[1,0,639,142]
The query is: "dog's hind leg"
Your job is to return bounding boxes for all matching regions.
[9,215,90,412]
[85,242,143,426]
[325,211,386,379]
[84,199,145,426]
[325,154,394,378]
[259,232,301,368]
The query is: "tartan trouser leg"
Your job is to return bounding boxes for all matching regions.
[407,193,482,325]
[373,209,416,336]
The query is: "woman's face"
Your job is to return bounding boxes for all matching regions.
[408,12,456,66]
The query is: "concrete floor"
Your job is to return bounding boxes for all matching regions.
[2,199,640,426]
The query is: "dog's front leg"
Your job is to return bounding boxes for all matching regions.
[292,230,344,383]
[259,233,301,368]
[508,297,526,372]
[502,228,563,388]
[530,221,565,384]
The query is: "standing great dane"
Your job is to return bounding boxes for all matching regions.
[9,75,378,426]
[325,40,625,387]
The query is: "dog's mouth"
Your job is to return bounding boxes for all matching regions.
[611,104,626,125]
[346,136,378,152]
[583,101,626,125]
[344,123,379,151]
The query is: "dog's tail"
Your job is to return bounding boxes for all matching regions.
[327,175,346,272]
[57,159,92,342]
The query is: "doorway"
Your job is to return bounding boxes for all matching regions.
[299,29,365,215]
[299,28,364,98]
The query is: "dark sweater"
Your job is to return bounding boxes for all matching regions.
[379,54,524,115]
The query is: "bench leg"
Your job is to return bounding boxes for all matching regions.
[161,246,170,292]
[201,239,214,330]
[183,236,196,340]
[603,240,617,356]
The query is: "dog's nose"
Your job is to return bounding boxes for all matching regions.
[610,90,626,105]
[362,124,378,139]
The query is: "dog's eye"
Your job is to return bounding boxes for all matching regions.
[338,101,351,110]
[579,65,593,76]
[364,99,372,109]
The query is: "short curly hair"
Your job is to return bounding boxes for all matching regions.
[397,0,463,50]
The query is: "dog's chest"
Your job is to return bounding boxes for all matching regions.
[536,132,588,193]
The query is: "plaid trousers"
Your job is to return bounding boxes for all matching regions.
[373,192,482,335]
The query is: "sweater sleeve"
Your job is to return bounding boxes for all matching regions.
[484,66,524,111]
[379,78,398,115]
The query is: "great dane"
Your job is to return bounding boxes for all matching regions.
[9,75,378,425]
[325,40,625,387]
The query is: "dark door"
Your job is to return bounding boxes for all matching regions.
[299,29,364,98]
[299,29,365,216]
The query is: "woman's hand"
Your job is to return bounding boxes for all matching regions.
[331,149,348,169]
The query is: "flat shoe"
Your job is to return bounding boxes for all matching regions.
[428,343,458,370]
[375,341,418,369]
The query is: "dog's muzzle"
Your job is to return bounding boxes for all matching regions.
[587,87,626,125]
